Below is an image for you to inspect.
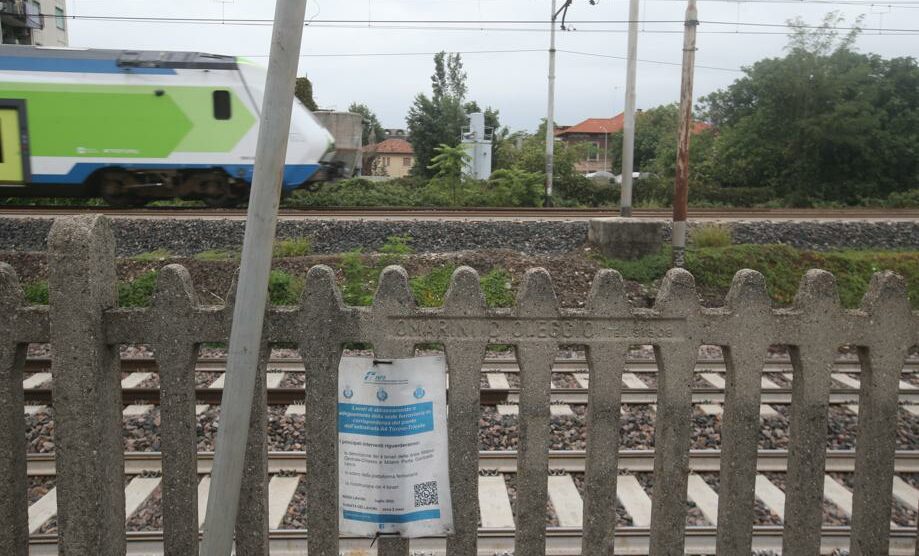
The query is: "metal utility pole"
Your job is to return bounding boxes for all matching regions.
[199,0,308,553]
[619,0,640,217]
[672,0,697,268]
[545,0,558,203]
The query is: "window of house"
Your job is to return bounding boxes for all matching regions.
[28,1,43,29]
[587,142,600,161]
[383,157,391,167]
[55,7,65,30]
[213,90,231,120]
[403,157,411,167]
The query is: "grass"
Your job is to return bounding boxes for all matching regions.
[194,249,239,262]
[601,244,919,308]
[273,238,312,258]
[130,249,173,262]
[691,225,732,248]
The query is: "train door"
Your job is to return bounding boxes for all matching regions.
[0,101,29,184]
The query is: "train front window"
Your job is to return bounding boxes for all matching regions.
[213,90,231,120]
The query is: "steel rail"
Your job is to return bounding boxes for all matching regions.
[19,384,919,405]
[24,526,919,555]
[19,385,919,405]
[2,205,918,219]
[24,449,919,476]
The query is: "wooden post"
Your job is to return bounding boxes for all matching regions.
[672,0,697,268]
[199,0,308,553]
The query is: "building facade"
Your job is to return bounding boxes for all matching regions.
[555,115,624,174]
[1,0,68,46]
[362,138,414,178]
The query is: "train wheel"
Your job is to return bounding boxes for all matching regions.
[201,177,241,208]
[99,171,148,207]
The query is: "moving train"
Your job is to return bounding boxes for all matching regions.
[0,46,338,207]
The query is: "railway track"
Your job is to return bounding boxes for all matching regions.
[20,357,919,407]
[23,449,919,476]
[2,205,917,221]
[23,450,919,554]
[25,528,919,556]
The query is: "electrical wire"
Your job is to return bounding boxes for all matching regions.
[235,47,745,72]
[32,13,919,34]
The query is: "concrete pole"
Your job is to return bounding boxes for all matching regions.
[545,0,557,204]
[199,0,308,553]
[620,0,640,217]
[671,0,697,268]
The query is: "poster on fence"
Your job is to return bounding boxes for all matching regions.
[338,356,453,537]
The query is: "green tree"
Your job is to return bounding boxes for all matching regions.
[348,102,386,145]
[698,12,919,205]
[407,52,498,178]
[428,143,470,179]
[294,76,318,111]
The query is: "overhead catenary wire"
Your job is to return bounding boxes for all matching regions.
[31,13,919,32]
[234,48,744,73]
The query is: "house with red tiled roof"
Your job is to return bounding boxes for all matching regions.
[362,138,415,178]
[555,115,625,173]
[556,112,711,174]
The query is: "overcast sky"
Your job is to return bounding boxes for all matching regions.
[64,0,919,131]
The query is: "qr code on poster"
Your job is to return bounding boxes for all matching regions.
[413,481,438,507]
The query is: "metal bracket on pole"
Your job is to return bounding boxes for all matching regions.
[199,1,308,553]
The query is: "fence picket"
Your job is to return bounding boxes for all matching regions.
[0,215,915,554]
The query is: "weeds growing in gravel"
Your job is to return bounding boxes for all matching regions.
[194,249,239,262]
[691,225,732,248]
[601,244,919,308]
[23,282,48,305]
[272,238,312,258]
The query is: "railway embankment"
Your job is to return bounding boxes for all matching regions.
[0,216,917,256]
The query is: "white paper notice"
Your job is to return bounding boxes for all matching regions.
[338,356,453,537]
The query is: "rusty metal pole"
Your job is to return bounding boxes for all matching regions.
[671,0,698,268]
[545,0,558,205]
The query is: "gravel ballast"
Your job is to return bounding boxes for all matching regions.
[1,217,918,256]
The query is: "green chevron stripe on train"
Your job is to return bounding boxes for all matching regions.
[0,46,334,207]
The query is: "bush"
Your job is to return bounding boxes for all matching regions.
[273,238,312,258]
[885,188,919,208]
[119,271,158,307]
[690,186,776,207]
[555,175,616,207]
[340,249,376,306]
[487,169,544,207]
[268,270,304,305]
[691,225,732,248]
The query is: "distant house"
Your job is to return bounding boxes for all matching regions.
[556,112,711,174]
[362,138,415,178]
[555,115,625,174]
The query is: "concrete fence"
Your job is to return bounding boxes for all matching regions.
[1,214,918,555]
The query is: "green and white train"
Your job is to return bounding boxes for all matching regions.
[0,46,334,206]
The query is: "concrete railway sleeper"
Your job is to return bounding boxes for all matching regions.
[21,467,919,554]
[1,215,917,555]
